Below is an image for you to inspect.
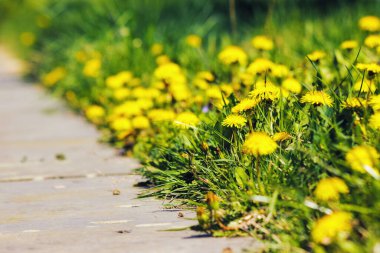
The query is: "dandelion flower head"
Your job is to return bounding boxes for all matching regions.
[42,67,66,87]
[174,112,200,128]
[147,109,176,122]
[300,91,333,107]
[222,114,247,128]
[359,16,380,32]
[369,94,380,111]
[364,34,380,48]
[151,43,164,56]
[85,105,105,124]
[132,116,150,130]
[307,50,326,62]
[312,212,352,245]
[242,132,278,156]
[346,145,379,174]
[251,35,274,51]
[83,58,101,78]
[342,97,366,109]
[353,78,377,93]
[231,98,260,113]
[369,112,380,130]
[282,78,302,94]
[186,34,202,48]
[314,177,349,201]
[247,58,274,75]
[340,40,358,50]
[218,45,248,66]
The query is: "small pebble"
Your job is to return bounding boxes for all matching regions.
[113,189,121,195]
[222,247,233,253]
[55,153,66,161]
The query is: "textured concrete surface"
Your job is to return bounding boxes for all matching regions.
[0,48,257,253]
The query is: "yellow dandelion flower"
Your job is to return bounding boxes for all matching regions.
[83,58,101,78]
[42,67,66,87]
[132,116,150,130]
[251,35,274,51]
[300,91,333,107]
[113,88,131,101]
[231,98,260,113]
[271,64,290,78]
[353,79,377,93]
[369,94,380,110]
[369,112,380,130]
[242,132,278,156]
[192,95,205,105]
[20,32,36,46]
[174,112,200,128]
[151,43,164,56]
[366,63,380,74]
[196,71,215,82]
[85,105,105,124]
[282,78,302,94]
[186,34,202,48]
[247,58,274,75]
[106,71,133,89]
[147,109,176,122]
[250,81,283,100]
[239,72,254,86]
[272,132,291,142]
[314,177,349,201]
[118,71,134,85]
[213,99,229,110]
[154,63,185,85]
[220,84,234,96]
[136,98,154,110]
[129,77,141,87]
[307,50,326,62]
[364,34,380,48]
[222,114,247,128]
[356,63,380,74]
[342,97,366,108]
[132,87,160,99]
[110,117,132,132]
[218,45,248,66]
[359,16,380,32]
[112,101,142,117]
[156,55,172,65]
[206,86,223,100]
[170,83,192,101]
[193,78,209,90]
[312,212,352,245]
[346,145,379,174]
[340,40,359,50]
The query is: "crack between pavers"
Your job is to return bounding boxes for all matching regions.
[0,172,139,183]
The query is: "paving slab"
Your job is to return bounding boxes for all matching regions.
[0,48,258,252]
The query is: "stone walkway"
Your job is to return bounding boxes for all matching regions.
[0,49,256,253]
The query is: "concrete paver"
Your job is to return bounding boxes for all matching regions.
[0,49,257,253]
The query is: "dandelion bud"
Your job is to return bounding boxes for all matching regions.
[206,192,220,210]
[196,206,209,229]
[201,142,209,152]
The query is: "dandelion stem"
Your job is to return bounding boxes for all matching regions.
[229,0,237,37]
[256,156,265,194]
